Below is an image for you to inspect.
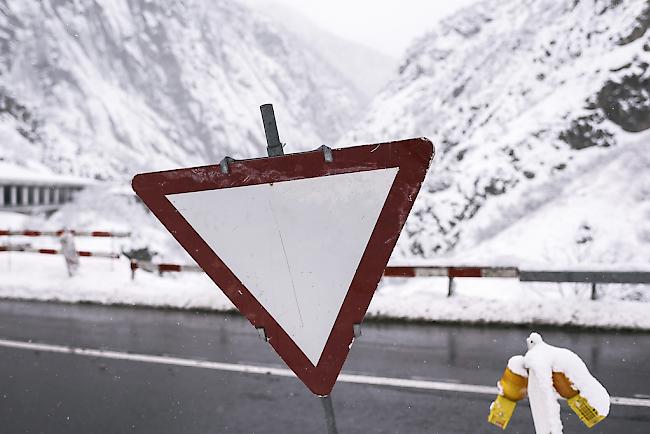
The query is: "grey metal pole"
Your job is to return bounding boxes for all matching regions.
[260,104,284,157]
[260,103,336,432]
[320,395,339,434]
[447,276,454,297]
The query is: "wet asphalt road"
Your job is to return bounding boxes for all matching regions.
[0,300,648,434]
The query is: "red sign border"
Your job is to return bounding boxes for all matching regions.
[132,137,434,395]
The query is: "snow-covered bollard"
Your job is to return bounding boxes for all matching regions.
[525,332,609,432]
[60,229,79,277]
[488,332,610,433]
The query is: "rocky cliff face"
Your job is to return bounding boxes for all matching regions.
[343,0,650,265]
[0,0,362,179]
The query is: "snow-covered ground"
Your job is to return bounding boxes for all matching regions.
[1,206,649,330]
[1,155,649,331]
[0,161,93,185]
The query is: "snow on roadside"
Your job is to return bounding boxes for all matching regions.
[370,277,650,329]
[1,187,649,329]
[1,252,649,330]
[0,254,233,311]
[0,211,30,229]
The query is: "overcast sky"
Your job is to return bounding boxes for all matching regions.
[244,0,477,57]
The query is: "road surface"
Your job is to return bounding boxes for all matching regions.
[0,300,648,433]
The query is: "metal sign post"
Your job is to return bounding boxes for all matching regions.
[260,104,284,157]
[260,104,339,434]
[320,395,340,434]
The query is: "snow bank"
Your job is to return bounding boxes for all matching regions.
[0,161,92,185]
[1,252,650,330]
[1,186,649,330]
[0,254,233,311]
[0,212,30,229]
[370,278,650,329]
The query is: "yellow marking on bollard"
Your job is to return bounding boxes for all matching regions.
[568,394,606,428]
[488,366,528,429]
[488,395,517,429]
[501,368,528,401]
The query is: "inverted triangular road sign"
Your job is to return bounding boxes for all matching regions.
[132,138,434,396]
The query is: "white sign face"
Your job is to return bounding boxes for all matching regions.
[167,167,398,365]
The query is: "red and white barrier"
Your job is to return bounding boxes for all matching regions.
[0,229,131,238]
[0,245,120,259]
[383,266,519,297]
[128,261,519,278]
[128,261,519,282]
[130,261,202,273]
[129,260,202,279]
[125,261,648,301]
[383,266,519,278]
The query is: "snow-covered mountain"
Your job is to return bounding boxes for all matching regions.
[0,0,362,179]
[242,0,397,101]
[343,0,650,267]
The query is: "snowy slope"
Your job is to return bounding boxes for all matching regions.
[242,0,397,101]
[343,0,650,267]
[0,0,362,179]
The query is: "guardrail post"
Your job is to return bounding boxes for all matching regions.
[591,282,597,300]
[447,276,454,297]
[130,260,137,280]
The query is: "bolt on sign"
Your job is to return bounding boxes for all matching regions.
[132,137,434,396]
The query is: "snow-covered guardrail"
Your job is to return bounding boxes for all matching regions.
[129,260,202,278]
[384,266,520,297]
[518,270,650,284]
[0,229,126,271]
[0,245,120,259]
[386,267,650,299]
[0,229,131,238]
[519,270,650,300]
[127,261,650,300]
[382,266,520,278]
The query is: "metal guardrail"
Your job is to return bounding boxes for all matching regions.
[519,271,650,300]
[519,271,650,284]
[383,266,519,278]
[129,260,202,278]
[384,266,650,300]
[0,229,126,263]
[128,262,650,300]
[0,245,120,259]
[0,229,131,238]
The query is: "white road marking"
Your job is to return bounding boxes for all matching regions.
[0,338,648,408]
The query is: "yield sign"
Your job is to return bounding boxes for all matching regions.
[132,138,433,395]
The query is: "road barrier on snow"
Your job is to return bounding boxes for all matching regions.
[385,266,650,300]
[518,270,650,300]
[384,266,519,296]
[128,260,650,300]
[0,229,131,238]
[0,229,126,267]
[129,260,202,279]
[0,229,131,266]
[0,245,120,259]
